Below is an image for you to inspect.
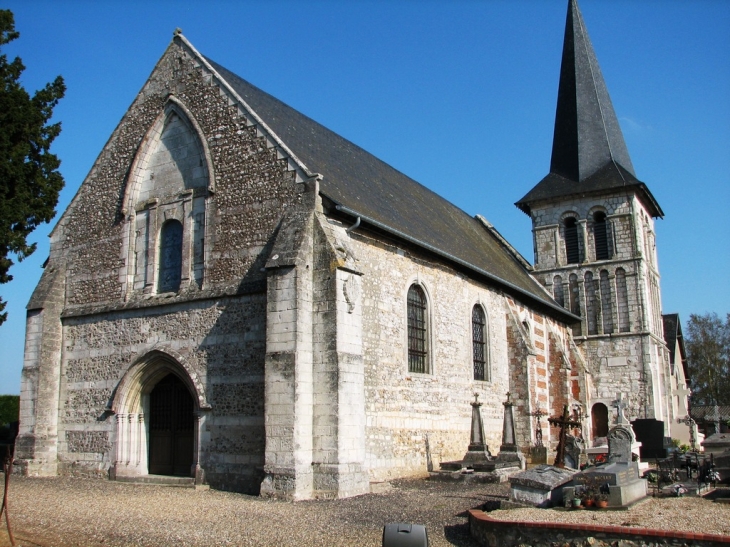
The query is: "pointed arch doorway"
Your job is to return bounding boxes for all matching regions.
[148,373,195,476]
[111,349,210,482]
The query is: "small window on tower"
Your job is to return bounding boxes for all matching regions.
[593,211,610,260]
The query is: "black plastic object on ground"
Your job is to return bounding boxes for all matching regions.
[382,523,428,546]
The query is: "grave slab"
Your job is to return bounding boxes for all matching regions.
[508,465,576,507]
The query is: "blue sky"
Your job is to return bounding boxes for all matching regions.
[1,0,729,394]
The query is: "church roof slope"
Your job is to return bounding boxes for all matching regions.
[516,0,663,218]
[206,58,576,321]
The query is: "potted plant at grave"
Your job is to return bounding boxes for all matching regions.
[594,493,609,508]
[582,488,596,507]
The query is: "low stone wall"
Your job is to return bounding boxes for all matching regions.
[468,509,730,547]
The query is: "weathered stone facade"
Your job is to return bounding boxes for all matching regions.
[528,192,681,440]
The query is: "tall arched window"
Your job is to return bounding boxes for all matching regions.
[158,220,183,293]
[593,211,610,260]
[616,268,630,332]
[472,305,488,381]
[584,271,598,335]
[600,269,614,334]
[407,285,429,374]
[564,217,580,264]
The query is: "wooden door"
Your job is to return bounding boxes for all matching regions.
[148,374,194,476]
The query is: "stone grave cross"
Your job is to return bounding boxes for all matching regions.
[548,405,581,469]
[530,407,546,447]
[612,393,628,425]
[673,384,691,415]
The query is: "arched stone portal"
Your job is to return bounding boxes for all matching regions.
[110,349,209,482]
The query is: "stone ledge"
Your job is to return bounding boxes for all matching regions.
[468,509,730,546]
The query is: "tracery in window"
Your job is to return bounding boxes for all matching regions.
[407,285,429,374]
[472,305,488,381]
[158,219,183,293]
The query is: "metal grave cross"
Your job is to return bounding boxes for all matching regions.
[548,405,581,469]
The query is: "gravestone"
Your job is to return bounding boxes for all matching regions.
[631,419,667,459]
[494,393,526,469]
[529,446,548,465]
[434,393,523,482]
[564,434,584,470]
[566,399,647,506]
[607,425,632,463]
[509,465,576,507]
[702,433,730,483]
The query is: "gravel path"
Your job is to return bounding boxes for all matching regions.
[1,474,728,547]
[0,475,494,547]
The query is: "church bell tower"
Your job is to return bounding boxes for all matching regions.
[516,0,673,438]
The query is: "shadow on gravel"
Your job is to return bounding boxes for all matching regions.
[443,522,480,546]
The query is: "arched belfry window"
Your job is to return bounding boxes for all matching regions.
[564,217,580,264]
[616,268,630,332]
[158,220,183,293]
[407,284,429,374]
[593,211,610,260]
[600,269,614,334]
[584,271,598,335]
[569,273,581,336]
[553,275,565,307]
[472,305,488,381]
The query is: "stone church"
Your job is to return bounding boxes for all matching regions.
[16,0,691,499]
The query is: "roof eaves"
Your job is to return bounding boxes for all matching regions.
[334,203,579,324]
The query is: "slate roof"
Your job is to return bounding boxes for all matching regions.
[516,0,663,218]
[691,406,730,423]
[206,59,577,321]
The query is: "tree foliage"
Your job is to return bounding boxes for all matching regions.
[685,312,730,406]
[0,9,65,325]
[0,394,19,427]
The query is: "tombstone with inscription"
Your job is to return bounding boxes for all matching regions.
[565,394,647,506]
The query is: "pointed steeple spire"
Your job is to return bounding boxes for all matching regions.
[551,0,634,181]
[516,0,662,218]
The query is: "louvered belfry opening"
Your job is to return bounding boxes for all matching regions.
[564,217,580,264]
[472,305,487,381]
[407,285,428,374]
[593,212,610,260]
[148,373,195,476]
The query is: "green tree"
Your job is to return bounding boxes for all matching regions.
[0,9,65,325]
[685,313,730,406]
[0,394,19,427]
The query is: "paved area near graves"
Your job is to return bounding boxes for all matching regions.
[1,474,729,547]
